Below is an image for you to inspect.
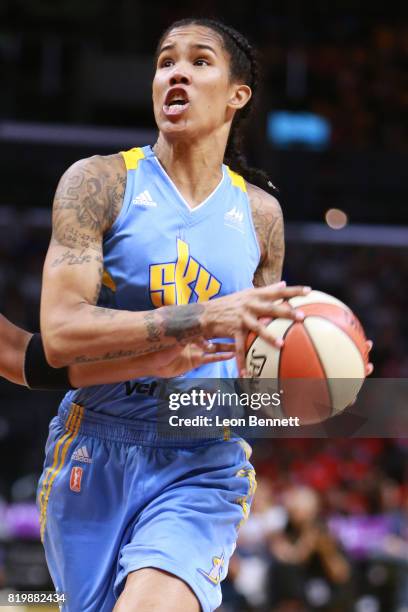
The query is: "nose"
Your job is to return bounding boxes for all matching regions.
[169,70,191,87]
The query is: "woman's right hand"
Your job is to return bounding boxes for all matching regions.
[202,281,312,376]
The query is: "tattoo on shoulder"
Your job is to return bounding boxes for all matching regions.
[52,154,126,248]
[248,184,285,287]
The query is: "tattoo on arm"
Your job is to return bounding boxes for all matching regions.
[90,307,117,319]
[161,304,205,343]
[48,154,126,313]
[144,305,205,345]
[52,155,126,248]
[91,257,104,304]
[72,344,170,364]
[69,304,206,365]
[74,350,139,364]
[144,312,161,343]
[51,249,92,267]
[249,185,285,287]
[55,225,101,252]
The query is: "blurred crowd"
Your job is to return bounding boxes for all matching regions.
[0,216,46,334]
[1,2,406,152]
[223,439,408,612]
[260,22,407,152]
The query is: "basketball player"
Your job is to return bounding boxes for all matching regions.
[35,18,372,612]
[0,312,235,388]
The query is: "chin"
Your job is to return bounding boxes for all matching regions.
[159,119,196,140]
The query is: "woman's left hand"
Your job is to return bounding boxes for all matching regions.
[151,340,235,378]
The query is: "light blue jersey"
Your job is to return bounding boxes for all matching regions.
[62,145,260,420]
[39,146,259,611]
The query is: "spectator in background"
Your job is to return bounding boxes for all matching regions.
[377,482,408,611]
[268,486,352,611]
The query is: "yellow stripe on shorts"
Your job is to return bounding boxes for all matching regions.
[38,404,77,525]
[234,441,257,530]
[237,439,253,460]
[39,404,84,541]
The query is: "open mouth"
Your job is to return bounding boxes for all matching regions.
[163,88,190,116]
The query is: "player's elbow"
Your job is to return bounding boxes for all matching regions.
[42,318,76,368]
[42,336,70,368]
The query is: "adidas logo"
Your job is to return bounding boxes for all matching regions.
[72,446,92,464]
[132,190,157,207]
[224,206,244,232]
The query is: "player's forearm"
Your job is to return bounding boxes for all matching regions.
[1,343,31,385]
[0,316,32,386]
[68,349,161,387]
[42,301,208,368]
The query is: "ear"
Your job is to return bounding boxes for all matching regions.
[227,84,252,111]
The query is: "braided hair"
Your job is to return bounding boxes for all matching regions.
[156,18,277,193]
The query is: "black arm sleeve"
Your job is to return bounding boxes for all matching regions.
[23,333,74,390]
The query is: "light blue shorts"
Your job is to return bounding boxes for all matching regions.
[37,402,256,612]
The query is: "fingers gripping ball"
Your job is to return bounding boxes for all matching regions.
[245,290,369,423]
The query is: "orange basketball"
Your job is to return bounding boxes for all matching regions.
[245,290,369,423]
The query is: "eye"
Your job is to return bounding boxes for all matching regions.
[194,58,209,66]
[159,58,174,68]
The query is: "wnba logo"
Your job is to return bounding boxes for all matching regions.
[248,350,267,377]
[70,467,83,493]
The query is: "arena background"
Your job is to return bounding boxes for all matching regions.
[0,1,407,610]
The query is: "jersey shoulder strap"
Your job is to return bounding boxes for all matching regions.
[121,147,146,171]
[226,166,247,192]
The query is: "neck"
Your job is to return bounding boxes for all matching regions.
[153,132,228,209]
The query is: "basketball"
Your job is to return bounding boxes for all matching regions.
[245,290,369,423]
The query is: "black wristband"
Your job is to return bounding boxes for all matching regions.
[24,333,74,390]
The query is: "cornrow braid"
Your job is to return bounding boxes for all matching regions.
[156,18,278,193]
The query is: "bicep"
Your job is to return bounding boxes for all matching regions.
[41,158,108,320]
[42,241,103,310]
[249,185,285,288]
[253,207,284,287]
[41,158,110,345]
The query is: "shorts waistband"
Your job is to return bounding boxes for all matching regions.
[57,402,228,447]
